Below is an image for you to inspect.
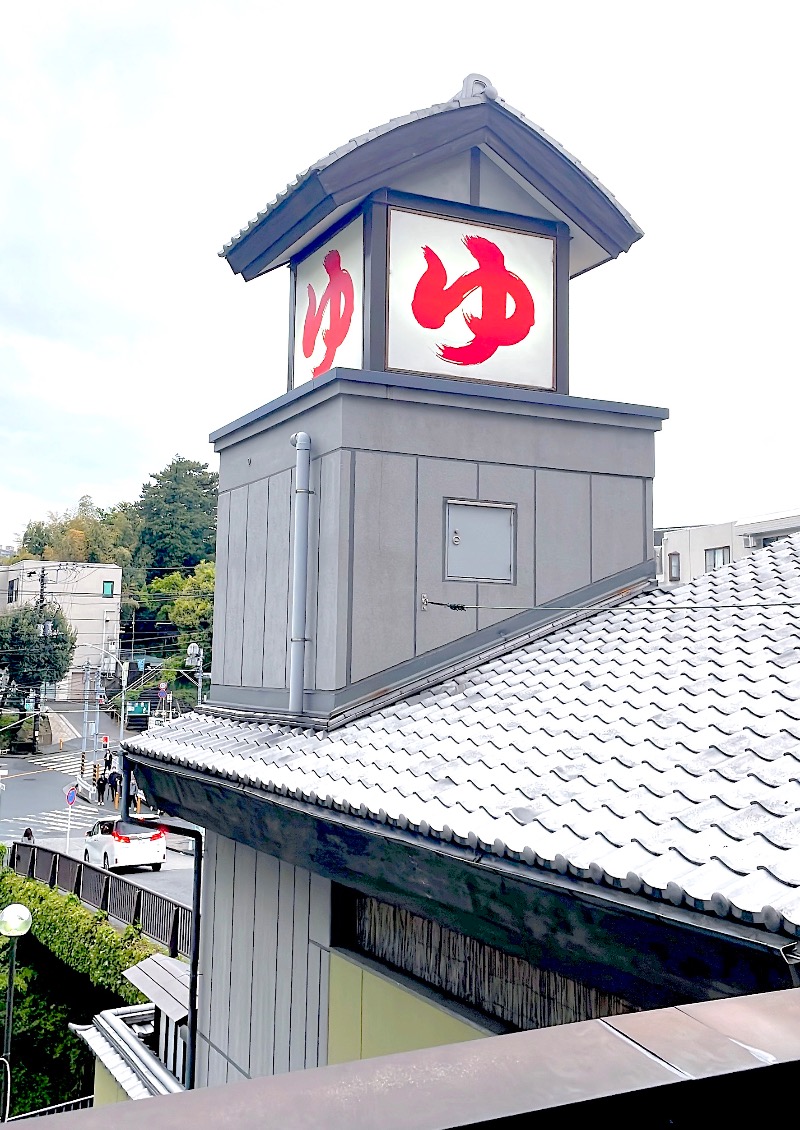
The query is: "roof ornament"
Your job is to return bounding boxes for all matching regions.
[455,73,498,102]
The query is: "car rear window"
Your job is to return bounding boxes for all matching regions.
[117,821,158,837]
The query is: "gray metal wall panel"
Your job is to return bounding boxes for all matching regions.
[241,478,269,687]
[309,874,332,947]
[316,943,330,1067]
[340,398,656,477]
[273,861,296,1074]
[350,452,417,683]
[197,836,331,1086]
[222,487,248,687]
[210,495,230,687]
[477,464,536,631]
[289,869,311,1072]
[591,475,646,581]
[207,835,236,1077]
[263,470,292,689]
[249,851,280,1078]
[228,842,257,1077]
[196,830,218,1089]
[206,1046,229,1088]
[535,470,591,604]
[314,451,351,692]
[416,459,478,655]
[388,151,471,204]
[478,151,559,221]
[216,394,345,488]
[644,478,654,561]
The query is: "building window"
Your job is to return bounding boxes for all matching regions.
[667,553,681,582]
[102,580,114,598]
[7,579,19,604]
[704,546,730,571]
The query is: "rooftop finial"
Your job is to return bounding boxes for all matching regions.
[457,74,498,101]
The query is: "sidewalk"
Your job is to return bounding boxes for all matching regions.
[44,709,80,749]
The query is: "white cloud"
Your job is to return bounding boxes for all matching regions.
[1,0,798,541]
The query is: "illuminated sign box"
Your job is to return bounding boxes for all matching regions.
[289,196,567,393]
[387,209,555,389]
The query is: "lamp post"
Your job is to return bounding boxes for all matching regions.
[186,643,204,708]
[0,903,32,1122]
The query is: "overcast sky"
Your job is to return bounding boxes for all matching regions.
[1,1,797,548]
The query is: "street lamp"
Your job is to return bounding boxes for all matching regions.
[186,643,204,708]
[0,903,32,1122]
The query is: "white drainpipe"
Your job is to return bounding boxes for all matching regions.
[288,432,311,715]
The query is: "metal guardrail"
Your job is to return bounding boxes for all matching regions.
[9,843,193,959]
[9,1096,94,1121]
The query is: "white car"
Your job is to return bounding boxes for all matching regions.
[83,817,166,872]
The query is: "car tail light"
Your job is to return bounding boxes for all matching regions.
[150,829,165,841]
[112,828,130,843]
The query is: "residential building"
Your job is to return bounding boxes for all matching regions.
[0,560,122,699]
[656,509,800,586]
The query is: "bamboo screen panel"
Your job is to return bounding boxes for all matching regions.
[355,896,637,1031]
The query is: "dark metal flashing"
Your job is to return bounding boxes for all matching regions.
[221,99,642,281]
[209,367,668,447]
[121,755,792,1011]
[57,989,800,1128]
[205,560,656,728]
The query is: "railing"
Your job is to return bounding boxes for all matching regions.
[9,1096,94,1120]
[9,843,193,959]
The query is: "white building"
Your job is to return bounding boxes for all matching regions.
[0,560,123,699]
[656,509,800,586]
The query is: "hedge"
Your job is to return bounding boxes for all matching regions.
[0,869,159,1004]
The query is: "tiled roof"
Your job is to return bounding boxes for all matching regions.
[126,536,800,939]
[218,74,641,258]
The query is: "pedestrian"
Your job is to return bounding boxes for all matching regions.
[108,768,121,809]
[21,827,35,844]
[131,774,144,815]
[97,772,107,805]
[103,750,113,774]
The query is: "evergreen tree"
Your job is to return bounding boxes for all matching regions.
[136,456,218,579]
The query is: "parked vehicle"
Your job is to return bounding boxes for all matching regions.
[83,817,166,871]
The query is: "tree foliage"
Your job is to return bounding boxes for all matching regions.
[146,561,214,655]
[0,602,76,708]
[19,496,142,571]
[136,456,217,578]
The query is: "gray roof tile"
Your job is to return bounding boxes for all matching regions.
[126,535,800,938]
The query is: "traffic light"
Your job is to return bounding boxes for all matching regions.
[102,735,110,752]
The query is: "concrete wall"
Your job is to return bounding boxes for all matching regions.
[196,831,331,1087]
[209,374,662,720]
[0,560,122,700]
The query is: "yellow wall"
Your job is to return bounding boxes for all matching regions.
[92,1060,130,1106]
[327,953,486,1065]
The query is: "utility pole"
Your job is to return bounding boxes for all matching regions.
[80,662,91,778]
[92,667,102,764]
[31,567,46,756]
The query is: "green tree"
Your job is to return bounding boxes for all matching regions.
[136,456,217,579]
[0,603,77,709]
[146,561,214,657]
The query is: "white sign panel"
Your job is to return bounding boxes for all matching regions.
[387,209,555,388]
[292,215,364,387]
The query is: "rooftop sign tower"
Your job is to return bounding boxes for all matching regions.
[210,75,666,724]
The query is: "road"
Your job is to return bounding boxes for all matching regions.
[1,702,194,905]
